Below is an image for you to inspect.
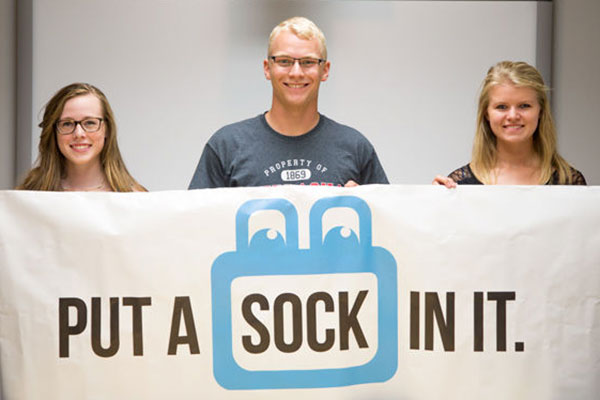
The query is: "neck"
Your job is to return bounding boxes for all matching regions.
[496,140,537,167]
[492,140,541,184]
[62,162,110,191]
[265,102,320,136]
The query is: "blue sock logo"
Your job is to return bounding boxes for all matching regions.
[211,196,398,389]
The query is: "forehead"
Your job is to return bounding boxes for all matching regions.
[61,94,103,117]
[270,30,323,58]
[488,83,538,103]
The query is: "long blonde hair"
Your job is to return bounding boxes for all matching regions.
[471,61,573,184]
[17,83,146,191]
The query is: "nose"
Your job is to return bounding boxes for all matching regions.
[288,60,304,76]
[507,107,520,120]
[73,122,86,138]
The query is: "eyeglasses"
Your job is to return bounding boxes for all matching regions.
[269,56,326,69]
[56,118,104,135]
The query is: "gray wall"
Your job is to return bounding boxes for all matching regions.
[1,0,598,189]
[553,0,600,184]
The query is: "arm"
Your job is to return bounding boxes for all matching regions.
[434,164,478,187]
[432,175,457,188]
[358,150,389,185]
[188,145,228,189]
[571,169,587,186]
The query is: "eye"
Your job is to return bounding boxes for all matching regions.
[299,58,318,67]
[59,120,74,129]
[82,118,100,129]
[519,103,532,109]
[495,104,507,110]
[274,57,293,67]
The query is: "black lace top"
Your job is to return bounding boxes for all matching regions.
[449,164,587,185]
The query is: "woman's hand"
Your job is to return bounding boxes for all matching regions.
[432,175,457,188]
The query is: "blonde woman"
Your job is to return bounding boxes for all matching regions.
[434,61,586,187]
[17,83,145,191]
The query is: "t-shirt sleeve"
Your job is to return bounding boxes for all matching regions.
[359,148,389,184]
[188,144,228,189]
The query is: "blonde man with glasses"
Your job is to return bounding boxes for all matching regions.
[189,16,388,188]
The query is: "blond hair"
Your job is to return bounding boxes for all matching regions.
[268,16,327,59]
[16,83,146,191]
[471,61,573,184]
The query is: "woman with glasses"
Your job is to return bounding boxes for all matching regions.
[433,61,586,187]
[17,83,146,191]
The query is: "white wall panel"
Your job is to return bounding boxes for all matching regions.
[22,1,549,190]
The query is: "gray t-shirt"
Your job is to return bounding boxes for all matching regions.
[188,113,389,188]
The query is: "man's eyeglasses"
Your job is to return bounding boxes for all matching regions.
[56,118,104,135]
[269,56,326,69]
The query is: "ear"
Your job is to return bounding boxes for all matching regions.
[263,58,271,81]
[320,60,331,82]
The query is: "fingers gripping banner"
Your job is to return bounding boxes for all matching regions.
[0,186,598,399]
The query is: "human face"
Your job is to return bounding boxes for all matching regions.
[486,83,541,146]
[56,94,106,169]
[264,30,330,111]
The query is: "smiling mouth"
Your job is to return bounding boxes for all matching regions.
[285,83,308,89]
[70,144,92,151]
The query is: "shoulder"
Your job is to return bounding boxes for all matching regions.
[448,164,483,185]
[132,184,148,192]
[206,114,267,154]
[550,166,587,185]
[210,115,264,142]
[570,168,587,185]
[320,115,366,137]
[318,115,374,148]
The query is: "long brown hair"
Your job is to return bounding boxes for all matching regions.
[16,83,145,191]
[471,61,573,184]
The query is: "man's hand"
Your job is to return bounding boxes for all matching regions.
[344,180,359,187]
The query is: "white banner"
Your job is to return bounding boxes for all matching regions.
[0,186,599,399]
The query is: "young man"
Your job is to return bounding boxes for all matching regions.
[189,17,388,188]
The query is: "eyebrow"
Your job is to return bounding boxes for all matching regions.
[58,116,103,120]
[270,53,322,59]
